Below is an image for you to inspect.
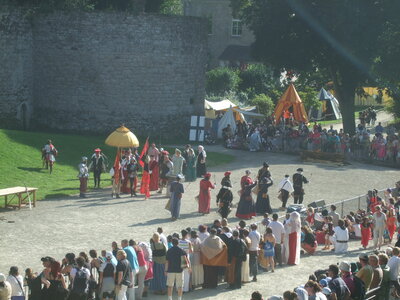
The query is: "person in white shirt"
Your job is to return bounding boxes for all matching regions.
[333,219,349,253]
[328,205,340,227]
[277,175,294,210]
[6,266,24,299]
[248,224,261,281]
[388,247,400,286]
[198,225,210,242]
[268,213,285,266]
[157,227,168,248]
[372,205,387,250]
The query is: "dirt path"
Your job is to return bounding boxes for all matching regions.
[0,147,398,299]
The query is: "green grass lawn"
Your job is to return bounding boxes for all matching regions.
[0,129,234,204]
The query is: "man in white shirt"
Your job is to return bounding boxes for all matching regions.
[277,175,294,210]
[388,247,400,288]
[248,224,261,281]
[268,213,285,266]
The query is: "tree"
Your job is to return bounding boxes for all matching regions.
[232,0,400,134]
[250,94,274,116]
[206,67,240,96]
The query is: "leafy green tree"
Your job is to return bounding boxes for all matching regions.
[206,67,240,96]
[250,93,274,116]
[232,0,400,134]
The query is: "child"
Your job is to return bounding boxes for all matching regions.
[361,217,372,249]
[322,216,334,250]
[261,213,270,227]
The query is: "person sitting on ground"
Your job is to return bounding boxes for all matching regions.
[301,226,317,255]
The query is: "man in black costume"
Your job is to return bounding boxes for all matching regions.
[216,171,234,218]
[292,168,308,204]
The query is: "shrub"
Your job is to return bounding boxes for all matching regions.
[206,67,240,96]
[250,94,274,116]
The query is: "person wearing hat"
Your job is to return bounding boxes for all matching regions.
[327,264,350,300]
[198,173,215,215]
[339,261,356,296]
[196,145,207,178]
[277,174,294,210]
[78,156,89,198]
[0,273,11,300]
[216,171,234,218]
[236,178,257,220]
[169,175,185,220]
[355,253,373,290]
[257,162,272,181]
[89,148,105,189]
[255,176,274,215]
[292,168,308,204]
[99,251,116,300]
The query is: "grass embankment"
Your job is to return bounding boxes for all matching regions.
[0,129,234,204]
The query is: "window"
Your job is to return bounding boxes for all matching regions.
[231,19,242,36]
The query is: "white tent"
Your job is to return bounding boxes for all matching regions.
[217,108,237,138]
[309,88,342,121]
[204,99,237,111]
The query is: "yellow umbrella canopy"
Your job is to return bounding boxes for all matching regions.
[105,126,140,148]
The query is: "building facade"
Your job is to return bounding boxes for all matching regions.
[183,0,255,68]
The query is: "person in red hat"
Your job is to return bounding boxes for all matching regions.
[198,173,215,215]
[216,171,233,218]
[89,148,105,188]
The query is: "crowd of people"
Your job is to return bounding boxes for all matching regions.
[220,113,400,165]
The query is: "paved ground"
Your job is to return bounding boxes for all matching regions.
[0,143,398,299]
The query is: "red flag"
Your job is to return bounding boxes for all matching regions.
[113,149,121,184]
[139,137,149,167]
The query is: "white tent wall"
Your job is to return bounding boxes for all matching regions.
[217,108,237,138]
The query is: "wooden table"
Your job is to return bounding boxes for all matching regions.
[0,186,38,209]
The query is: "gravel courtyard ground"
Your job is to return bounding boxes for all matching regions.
[0,145,398,299]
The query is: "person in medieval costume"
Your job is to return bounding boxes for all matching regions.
[158,151,173,194]
[240,170,253,195]
[198,173,215,215]
[284,211,301,265]
[77,156,89,198]
[255,177,273,215]
[148,155,159,192]
[236,180,257,220]
[196,145,207,177]
[172,149,185,177]
[140,155,151,200]
[216,172,233,219]
[257,162,271,181]
[42,139,58,173]
[200,229,228,289]
[148,143,160,162]
[127,157,139,196]
[110,162,122,199]
[184,148,196,182]
[292,168,308,204]
[89,148,105,189]
[169,175,184,220]
[120,152,131,194]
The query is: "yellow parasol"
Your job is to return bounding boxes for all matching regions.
[105,125,140,148]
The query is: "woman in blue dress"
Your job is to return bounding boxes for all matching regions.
[263,227,276,272]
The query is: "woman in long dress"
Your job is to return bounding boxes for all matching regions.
[140,155,151,200]
[255,177,273,215]
[284,211,301,265]
[198,173,215,214]
[241,229,251,283]
[149,155,159,191]
[190,231,204,288]
[236,181,257,220]
[216,172,234,218]
[149,233,167,295]
[196,145,207,177]
[185,148,196,182]
[360,217,372,249]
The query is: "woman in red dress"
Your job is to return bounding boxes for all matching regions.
[140,155,151,200]
[387,208,397,242]
[148,155,159,191]
[198,173,215,214]
[360,217,371,249]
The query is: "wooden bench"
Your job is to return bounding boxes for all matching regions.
[0,186,38,209]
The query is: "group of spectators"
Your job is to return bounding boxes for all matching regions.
[220,113,400,165]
